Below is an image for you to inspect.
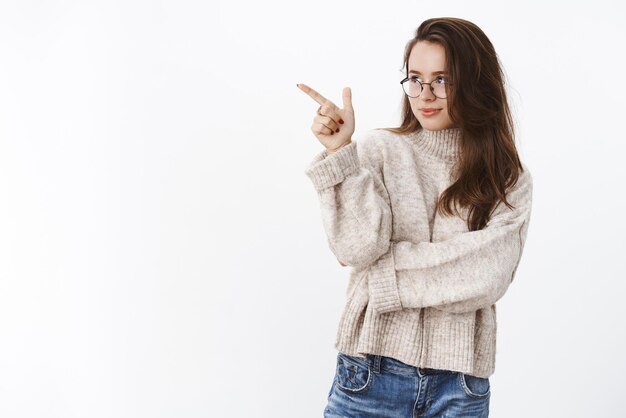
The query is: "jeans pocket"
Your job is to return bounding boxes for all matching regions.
[335,352,372,394]
[458,372,491,399]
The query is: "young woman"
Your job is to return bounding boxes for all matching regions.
[297,17,532,418]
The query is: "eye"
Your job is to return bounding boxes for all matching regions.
[435,76,447,84]
[409,76,421,83]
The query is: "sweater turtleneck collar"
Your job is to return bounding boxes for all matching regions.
[409,127,463,162]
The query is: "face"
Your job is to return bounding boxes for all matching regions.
[406,41,455,130]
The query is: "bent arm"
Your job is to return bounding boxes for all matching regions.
[304,134,392,270]
[368,168,533,314]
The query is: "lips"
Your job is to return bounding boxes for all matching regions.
[420,108,441,116]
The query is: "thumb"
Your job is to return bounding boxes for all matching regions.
[342,87,353,111]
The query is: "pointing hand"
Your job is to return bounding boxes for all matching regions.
[297,83,355,153]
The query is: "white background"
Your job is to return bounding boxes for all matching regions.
[1,0,625,417]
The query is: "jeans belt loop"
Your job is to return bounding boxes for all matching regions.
[372,355,382,374]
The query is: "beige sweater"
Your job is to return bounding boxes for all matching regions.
[304,127,533,378]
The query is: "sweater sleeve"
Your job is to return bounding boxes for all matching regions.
[304,133,392,270]
[368,166,533,314]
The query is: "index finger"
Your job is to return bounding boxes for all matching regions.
[297,83,331,106]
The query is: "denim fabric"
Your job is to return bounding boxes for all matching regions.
[324,352,490,418]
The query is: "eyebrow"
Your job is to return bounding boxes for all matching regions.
[408,70,447,75]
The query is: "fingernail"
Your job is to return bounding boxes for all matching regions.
[339,119,344,124]
[331,131,334,135]
[335,128,339,133]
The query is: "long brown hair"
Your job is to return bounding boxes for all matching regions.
[382,17,524,231]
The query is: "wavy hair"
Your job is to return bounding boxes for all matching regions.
[382,17,524,231]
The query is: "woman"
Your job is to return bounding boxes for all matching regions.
[297,17,532,418]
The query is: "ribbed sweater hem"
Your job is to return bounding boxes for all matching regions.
[333,289,497,378]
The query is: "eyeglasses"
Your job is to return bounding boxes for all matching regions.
[400,75,449,99]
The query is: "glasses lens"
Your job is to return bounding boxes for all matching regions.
[432,78,447,99]
[402,78,421,97]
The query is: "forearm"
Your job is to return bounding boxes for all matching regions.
[367,221,526,314]
[368,169,533,314]
[305,137,392,269]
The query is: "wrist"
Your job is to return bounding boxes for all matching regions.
[326,140,352,154]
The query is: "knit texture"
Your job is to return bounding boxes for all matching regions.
[304,127,533,378]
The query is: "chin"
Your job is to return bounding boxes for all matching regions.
[418,116,455,131]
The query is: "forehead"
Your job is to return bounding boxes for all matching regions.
[408,41,447,74]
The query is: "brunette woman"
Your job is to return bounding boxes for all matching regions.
[298,17,532,418]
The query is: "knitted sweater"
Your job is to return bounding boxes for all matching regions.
[304,127,533,378]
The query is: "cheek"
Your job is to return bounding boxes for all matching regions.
[409,100,420,117]
[441,108,456,128]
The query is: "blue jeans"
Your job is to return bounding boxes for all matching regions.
[324,352,490,418]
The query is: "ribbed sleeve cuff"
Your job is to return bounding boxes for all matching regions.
[368,248,402,313]
[304,141,359,191]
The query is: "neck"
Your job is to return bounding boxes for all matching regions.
[410,126,463,161]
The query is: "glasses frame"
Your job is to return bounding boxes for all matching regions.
[400,75,449,99]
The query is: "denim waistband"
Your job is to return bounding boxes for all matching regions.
[365,354,455,376]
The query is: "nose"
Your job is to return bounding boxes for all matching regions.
[420,84,436,101]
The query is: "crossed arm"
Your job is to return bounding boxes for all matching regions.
[305,133,533,314]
